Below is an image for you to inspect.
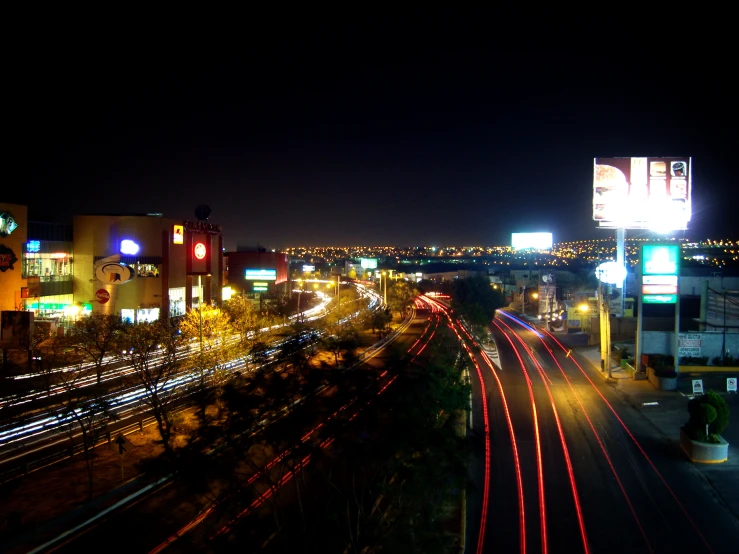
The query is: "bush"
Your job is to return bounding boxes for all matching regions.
[711,354,737,367]
[679,356,708,366]
[684,390,730,442]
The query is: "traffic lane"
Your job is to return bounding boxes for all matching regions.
[488,327,586,552]
[467,343,523,554]
[529,334,738,553]
[48,314,431,554]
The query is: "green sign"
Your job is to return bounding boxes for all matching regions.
[643,294,677,304]
[642,244,679,276]
[360,258,378,269]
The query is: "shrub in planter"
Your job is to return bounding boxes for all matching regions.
[684,390,730,443]
[679,356,708,366]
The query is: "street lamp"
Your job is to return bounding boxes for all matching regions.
[296,279,304,322]
[381,271,387,305]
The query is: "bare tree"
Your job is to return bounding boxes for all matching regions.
[66,314,126,384]
[55,361,118,500]
[120,321,184,455]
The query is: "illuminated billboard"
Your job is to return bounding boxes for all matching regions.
[245,269,277,281]
[593,157,691,230]
[511,233,553,250]
[641,244,680,304]
[360,258,378,269]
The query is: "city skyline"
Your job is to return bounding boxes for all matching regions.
[9,20,737,250]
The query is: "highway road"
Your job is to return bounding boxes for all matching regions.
[462,309,737,554]
[0,282,378,479]
[32,301,436,553]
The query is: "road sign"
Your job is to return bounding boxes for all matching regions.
[692,379,704,396]
[112,433,133,457]
[728,377,737,393]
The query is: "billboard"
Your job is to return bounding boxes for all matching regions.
[593,157,691,229]
[1,311,34,349]
[360,258,378,269]
[245,268,277,281]
[511,233,553,250]
[538,271,557,316]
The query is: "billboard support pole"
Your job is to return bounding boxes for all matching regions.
[636,293,643,372]
[617,227,626,315]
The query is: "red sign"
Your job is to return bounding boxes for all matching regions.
[96,289,111,304]
[194,242,207,260]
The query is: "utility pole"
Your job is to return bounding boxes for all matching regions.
[522,285,526,316]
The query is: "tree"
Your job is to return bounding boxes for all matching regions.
[55,362,119,500]
[66,314,126,384]
[177,304,236,423]
[450,274,506,329]
[388,280,418,318]
[222,294,266,357]
[120,322,184,455]
[321,323,361,368]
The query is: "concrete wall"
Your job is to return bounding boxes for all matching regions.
[642,330,739,362]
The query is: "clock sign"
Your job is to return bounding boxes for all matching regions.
[194,242,207,260]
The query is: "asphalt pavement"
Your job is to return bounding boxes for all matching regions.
[556,330,739,525]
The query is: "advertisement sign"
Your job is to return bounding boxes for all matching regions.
[95,262,134,284]
[360,258,378,269]
[173,225,184,245]
[1,311,34,349]
[593,157,691,229]
[641,244,680,304]
[0,212,18,237]
[0,244,18,272]
[245,269,277,281]
[512,232,553,250]
[728,378,737,393]
[96,289,111,304]
[190,233,210,275]
[678,333,702,357]
[692,379,704,396]
[538,272,557,316]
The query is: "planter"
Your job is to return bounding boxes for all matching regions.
[646,366,677,391]
[680,428,729,463]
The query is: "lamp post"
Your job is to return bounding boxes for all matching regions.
[296,279,304,323]
[382,271,387,306]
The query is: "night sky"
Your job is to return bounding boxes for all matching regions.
[10,19,737,250]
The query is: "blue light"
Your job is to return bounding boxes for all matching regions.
[27,240,41,253]
[120,240,140,255]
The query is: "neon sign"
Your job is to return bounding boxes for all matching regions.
[194,242,207,260]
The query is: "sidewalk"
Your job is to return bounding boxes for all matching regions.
[557,331,739,523]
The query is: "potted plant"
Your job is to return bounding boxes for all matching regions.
[646,354,677,391]
[680,390,730,463]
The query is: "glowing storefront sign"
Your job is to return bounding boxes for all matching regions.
[641,244,680,304]
[253,281,269,291]
[173,225,184,245]
[245,269,277,281]
[643,245,679,275]
[120,240,140,255]
[27,240,41,252]
[194,242,207,260]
